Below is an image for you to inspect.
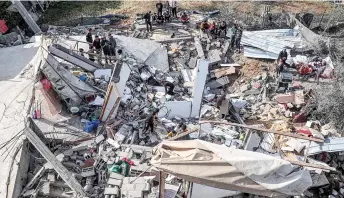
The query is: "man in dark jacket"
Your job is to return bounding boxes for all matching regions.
[277,48,289,66]
[100,37,110,65]
[156,1,163,16]
[144,11,152,32]
[108,34,116,63]
[235,26,242,53]
[86,28,93,49]
[230,23,237,49]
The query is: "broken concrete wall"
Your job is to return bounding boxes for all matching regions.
[158,101,192,119]
[191,59,209,117]
[288,14,323,45]
[101,63,131,121]
[12,140,30,198]
[113,35,169,72]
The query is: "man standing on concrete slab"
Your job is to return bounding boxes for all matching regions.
[230,23,237,49]
[108,34,117,63]
[218,21,227,36]
[235,26,242,53]
[86,28,93,49]
[170,0,177,18]
[100,37,110,65]
[144,11,153,32]
[156,1,163,16]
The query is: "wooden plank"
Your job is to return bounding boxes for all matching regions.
[221,63,241,67]
[199,120,324,143]
[169,129,198,141]
[213,67,236,78]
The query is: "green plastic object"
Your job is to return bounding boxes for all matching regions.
[121,161,130,177]
[108,164,122,174]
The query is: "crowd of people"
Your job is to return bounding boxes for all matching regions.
[200,19,243,52]
[86,28,120,65]
[144,0,189,32]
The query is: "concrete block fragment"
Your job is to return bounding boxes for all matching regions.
[121,183,150,192]
[110,172,125,180]
[107,178,123,187]
[104,187,120,196]
[122,177,149,184]
[95,135,105,144]
[188,57,197,69]
[121,190,142,198]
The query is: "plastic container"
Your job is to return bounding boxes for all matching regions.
[80,75,87,81]
[84,122,94,133]
[91,120,99,129]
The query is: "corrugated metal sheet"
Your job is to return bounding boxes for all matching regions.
[241,31,295,54]
[308,138,344,155]
[243,46,278,60]
[250,29,297,37]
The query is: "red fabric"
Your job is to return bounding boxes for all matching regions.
[296,129,312,137]
[299,65,312,75]
[40,78,52,90]
[181,16,189,23]
[0,20,8,34]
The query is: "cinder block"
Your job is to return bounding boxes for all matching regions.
[107,178,123,187]
[110,172,124,180]
[104,186,120,196]
[121,190,142,198]
[121,183,150,192]
[122,177,148,184]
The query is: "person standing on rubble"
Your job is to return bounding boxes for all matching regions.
[100,37,110,65]
[144,109,160,134]
[108,34,117,63]
[277,47,289,67]
[144,11,153,32]
[235,26,242,53]
[156,0,163,16]
[170,0,177,18]
[218,21,227,36]
[230,23,237,49]
[86,28,93,49]
[93,35,101,52]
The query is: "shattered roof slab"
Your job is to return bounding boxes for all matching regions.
[114,35,169,72]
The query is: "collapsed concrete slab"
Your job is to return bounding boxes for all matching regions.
[42,54,98,106]
[25,125,87,197]
[48,44,100,72]
[191,59,209,117]
[114,35,169,72]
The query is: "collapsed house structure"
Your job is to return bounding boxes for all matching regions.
[1,6,344,198]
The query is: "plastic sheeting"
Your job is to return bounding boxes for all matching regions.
[151,140,312,197]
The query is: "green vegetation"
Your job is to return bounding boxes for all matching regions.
[40,1,121,24]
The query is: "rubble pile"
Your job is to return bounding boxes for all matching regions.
[17,5,344,198]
